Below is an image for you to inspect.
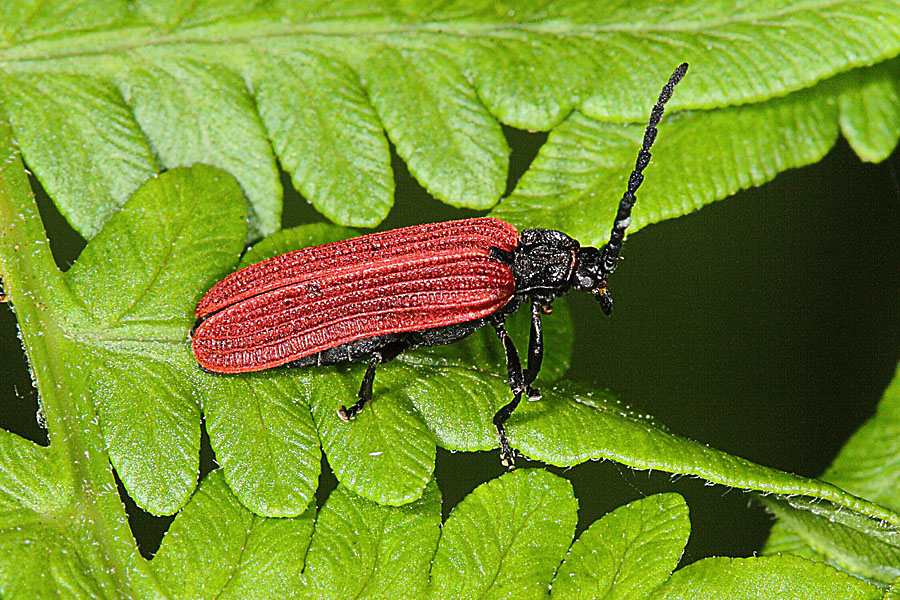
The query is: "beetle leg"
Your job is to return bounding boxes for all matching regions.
[523,300,544,400]
[492,321,525,469]
[337,353,380,421]
[337,340,410,421]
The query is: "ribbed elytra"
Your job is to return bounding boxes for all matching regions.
[192,63,688,468]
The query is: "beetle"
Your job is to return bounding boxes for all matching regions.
[192,63,688,468]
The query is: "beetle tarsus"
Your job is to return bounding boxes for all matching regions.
[494,392,522,470]
[337,395,368,421]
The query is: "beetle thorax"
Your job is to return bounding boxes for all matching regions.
[512,229,580,301]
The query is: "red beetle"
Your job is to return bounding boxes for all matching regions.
[192,63,688,467]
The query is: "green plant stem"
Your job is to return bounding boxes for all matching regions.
[0,122,159,597]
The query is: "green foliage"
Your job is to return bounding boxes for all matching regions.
[763,363,900,582]
[428,469,576,599]
[2,1,900,597]
[839,60,900,163]
[647,555,883,600]
[67,165,247,514]
[2,147,900,596]
[552,493,689,599]
[494,58,900,245]
[1,1,900,239]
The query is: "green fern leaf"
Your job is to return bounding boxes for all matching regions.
[2,0,899,237]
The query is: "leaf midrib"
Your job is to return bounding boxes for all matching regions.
[60,321,187,344]
[0,0,861,66]
[477,488,550,600]
[213,514,258,600]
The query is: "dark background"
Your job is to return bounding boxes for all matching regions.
[2,128,899,563]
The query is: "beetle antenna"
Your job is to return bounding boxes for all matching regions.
[599,62,688,279]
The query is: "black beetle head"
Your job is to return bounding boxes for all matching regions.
[572,246,613,315]
[511,229,580,300]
